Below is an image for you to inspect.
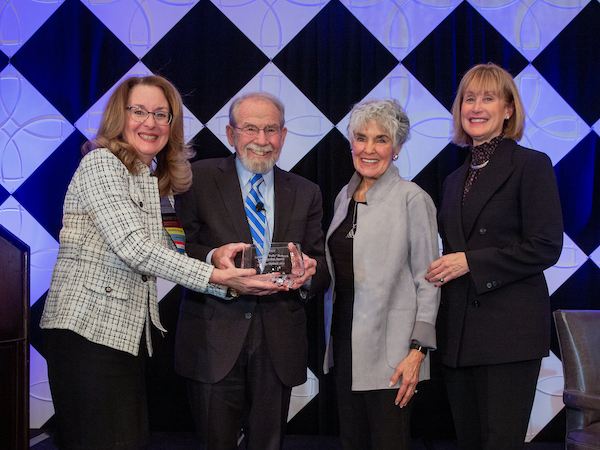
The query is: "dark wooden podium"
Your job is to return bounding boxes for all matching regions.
[0,224,30,450]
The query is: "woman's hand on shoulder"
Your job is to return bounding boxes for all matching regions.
[426,252,469,287]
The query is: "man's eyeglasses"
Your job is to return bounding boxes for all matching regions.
[127,107,172,126]
[234,125,281,138]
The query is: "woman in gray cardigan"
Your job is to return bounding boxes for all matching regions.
[323,99,440,449]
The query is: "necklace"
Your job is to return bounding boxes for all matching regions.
[470,160,490,170]
[346,201,358,239]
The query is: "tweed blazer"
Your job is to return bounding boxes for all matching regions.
[40,148,227,356]
[437,139,563,367]
[323,164,440,391]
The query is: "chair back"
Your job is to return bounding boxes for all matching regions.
[554,309,600,447]
[554,309,600,395]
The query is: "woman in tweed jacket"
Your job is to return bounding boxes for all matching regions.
[40,76,279,449]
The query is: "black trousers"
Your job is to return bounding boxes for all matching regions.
[333,335,412,450]
[187,305,292,450]
[443,359,542,450]
[44,329,149,450]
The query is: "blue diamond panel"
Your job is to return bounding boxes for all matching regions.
[533,1,600,127]
[402,1,529,112]
[11,0,137,124]
[273,0,399,124]
[0,184,8,206]
[555,131,600,255]
[0,52,7,72]
[412,143,470,209]
[291,127,356,227]
[13,131,85,241]
[142,0,270,124]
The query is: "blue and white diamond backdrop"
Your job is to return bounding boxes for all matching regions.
[2,0,599,440]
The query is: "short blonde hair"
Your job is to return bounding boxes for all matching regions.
[451,62,525,147]
[83,75,194,196]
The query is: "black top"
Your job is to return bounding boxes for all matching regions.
[329,199,359,339]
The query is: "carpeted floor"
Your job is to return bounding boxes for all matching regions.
[30,431,564,449]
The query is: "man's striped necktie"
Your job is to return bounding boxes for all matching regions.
[245,174,267,259]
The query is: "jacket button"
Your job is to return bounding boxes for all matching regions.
[105,286,112,293]
[472,300,480,307]
[245,312,252,319]
[139,201,143,207]
[142,275,148,282]
[486,282,492,289]
[479,228,487,234]
[492,281,497,287]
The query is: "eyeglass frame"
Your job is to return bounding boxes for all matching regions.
[233,125,283,138]
[126,106,173,126]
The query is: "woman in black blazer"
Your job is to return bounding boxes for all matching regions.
[426,63,563,450]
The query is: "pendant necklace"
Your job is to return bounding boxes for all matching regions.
[346,201,358,239]
[470,160,490,170]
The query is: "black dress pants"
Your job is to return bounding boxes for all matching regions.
[443,359,542,450]
[187,305,292,450]
[333,335,411,450]
[45,329,149,450]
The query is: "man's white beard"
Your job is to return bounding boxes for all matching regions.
[238,143,278,174]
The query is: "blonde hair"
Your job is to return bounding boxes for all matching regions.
[83,75,194,196]
[451,62,525,147]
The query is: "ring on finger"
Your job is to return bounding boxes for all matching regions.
[439,276,444,283]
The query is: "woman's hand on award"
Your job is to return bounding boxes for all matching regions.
[210,267,285,296]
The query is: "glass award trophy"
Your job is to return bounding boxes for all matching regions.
[242,242,305,287]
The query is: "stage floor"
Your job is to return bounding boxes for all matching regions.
[30,431,564,449]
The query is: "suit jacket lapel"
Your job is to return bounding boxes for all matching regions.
[272,166,294,242]
[443,161,470,252]
[461,139,516,238]
[215,156,253,243]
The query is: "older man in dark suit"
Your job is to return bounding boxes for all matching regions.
[174,92,329,450]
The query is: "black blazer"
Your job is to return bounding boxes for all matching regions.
[174,155,329,387]
[437,139,563,368]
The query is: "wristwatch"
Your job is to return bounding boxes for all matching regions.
[226,287,239,298]
[410,339,428,356]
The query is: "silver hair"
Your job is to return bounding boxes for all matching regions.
[229,92,286,127]
[347,98,410,149]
